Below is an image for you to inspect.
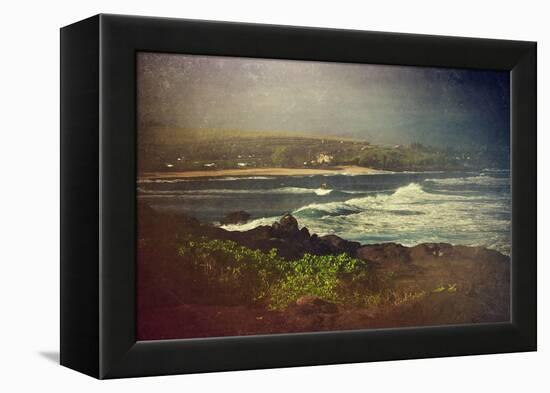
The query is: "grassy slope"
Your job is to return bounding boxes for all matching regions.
[136,208,510,340]
[138,128,506,173]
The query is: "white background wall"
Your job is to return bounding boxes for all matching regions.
[0,0,546,390]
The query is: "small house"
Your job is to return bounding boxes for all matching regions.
[316,153,334,164]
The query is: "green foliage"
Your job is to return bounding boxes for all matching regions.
[271,146,292,167]
[139,127,509,172]
[177,237,371,310]
[268,252,368,310]
[432,283,457,293]
[178,238,281,303]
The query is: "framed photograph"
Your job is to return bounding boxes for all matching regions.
[60,14,536,379]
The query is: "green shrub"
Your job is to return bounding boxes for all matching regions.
[177,237,371,309]
[268,253,368,310]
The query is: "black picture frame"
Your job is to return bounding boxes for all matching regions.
[60,14,537,379]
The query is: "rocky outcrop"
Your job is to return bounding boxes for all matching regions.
[220,210,251,225]
[208,213,357,259]
[356,243,411,265]
[138,204,509,266]
[138,203,511,339]
[409,243,506,263]
[271,213,300,237]
[321,234,361,256]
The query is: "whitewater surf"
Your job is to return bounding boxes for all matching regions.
[138,170,511,254]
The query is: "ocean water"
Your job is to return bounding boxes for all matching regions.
[138,169,511,255]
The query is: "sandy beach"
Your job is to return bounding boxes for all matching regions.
[139,165,389,180]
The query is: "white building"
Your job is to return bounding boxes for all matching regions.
[316,153,334,164]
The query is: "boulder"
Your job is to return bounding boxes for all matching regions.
[279,213,299,231]
[271,213,300,237]
[220,210,251,225]
[356,243,411,264]
[321,234,361,255]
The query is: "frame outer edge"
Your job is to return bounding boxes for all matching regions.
[92,14,537,379]
[60,15,101,378]
[510,42,537,349]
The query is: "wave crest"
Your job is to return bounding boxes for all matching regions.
[208,176,274,181]
[294,183,423,216]
[424,175,508,186]
[137,186,334,197]
[215,180,511,255]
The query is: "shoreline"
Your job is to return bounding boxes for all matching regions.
[139,165,392,179]
[137,208,510,339]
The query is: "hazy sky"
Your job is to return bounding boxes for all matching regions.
[137,52,510,148]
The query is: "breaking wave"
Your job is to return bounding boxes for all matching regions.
[207,176,275,181]
[138,176,275,184]
[222,182,511,254]
[138,186,335,197]
[137,178,190,184]
[424,174,509,187]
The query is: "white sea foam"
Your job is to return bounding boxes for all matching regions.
[482,168,510,173]
[424,175,509,186]
[222,182,511,255]
[137,178,190,184]
[266,187,334,196]
[208,176,274,181]
[137,186,334,197]
[221,216,282,231]
[138,176,275,183]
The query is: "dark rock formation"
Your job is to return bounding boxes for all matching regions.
[137,204,511,339]
[409,243,506,263]
[138,204,508,267]
[215,214,358,259]
[271,213,299,237]
[321,234,361,256]
[220,210,251,225]
[356,243,411,265]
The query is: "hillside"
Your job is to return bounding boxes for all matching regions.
[138,128,510,173]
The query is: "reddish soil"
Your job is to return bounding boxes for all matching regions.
[137,207,509,340]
